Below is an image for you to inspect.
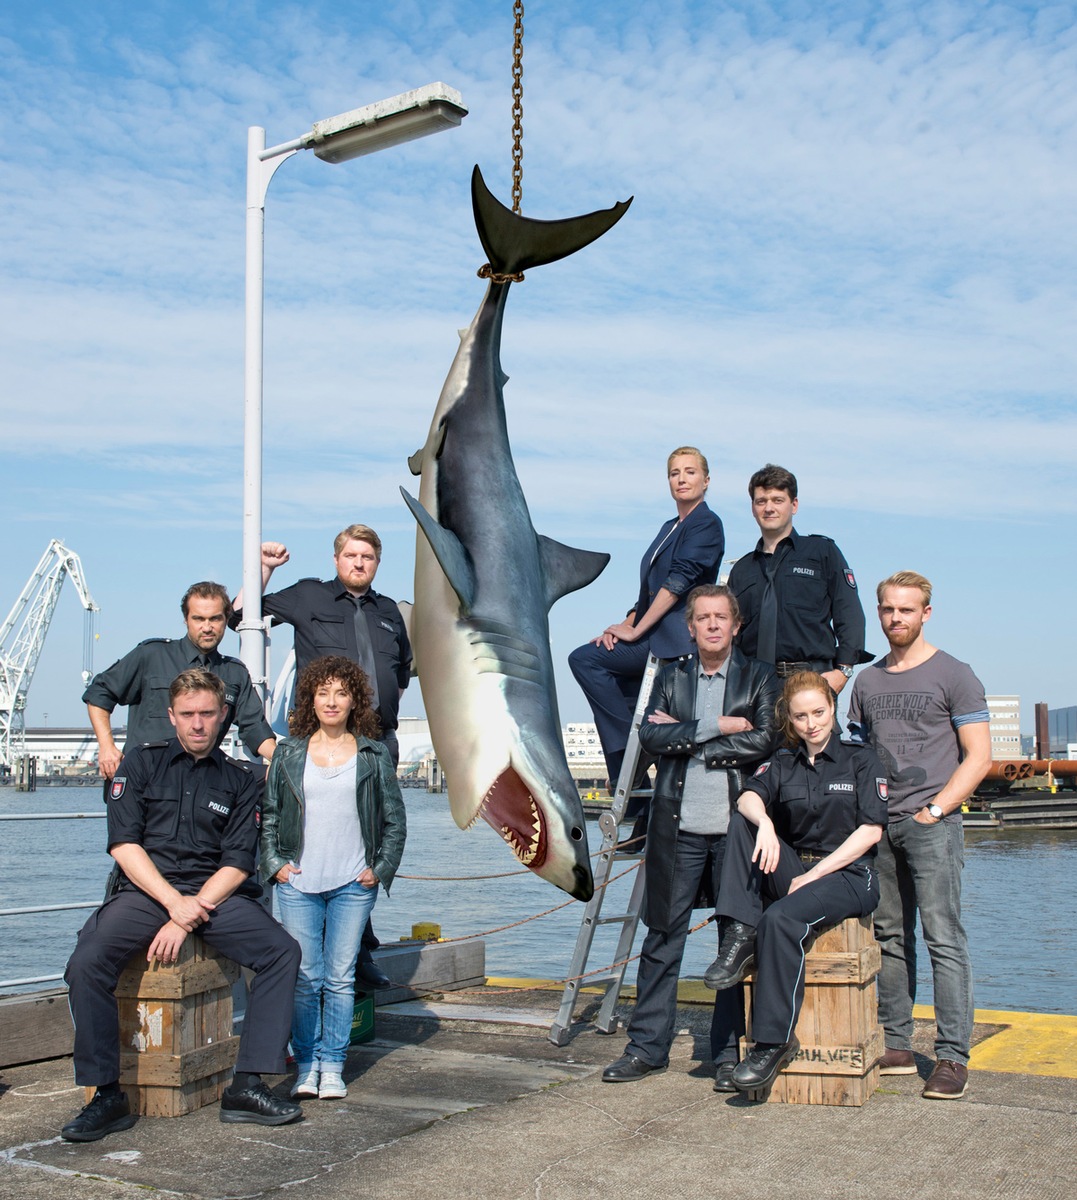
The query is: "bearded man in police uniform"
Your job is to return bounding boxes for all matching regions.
[61,669,302,1142]
[84,581,275,779]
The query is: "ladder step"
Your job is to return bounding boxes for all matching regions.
[595,913,635,925]
[579,972,621,988]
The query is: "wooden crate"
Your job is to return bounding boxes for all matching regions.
[86,937,241,1117]
[742,915,883,1107]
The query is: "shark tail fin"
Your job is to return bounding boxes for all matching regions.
[472,165,632,277]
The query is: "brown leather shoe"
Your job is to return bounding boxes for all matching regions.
[877,1047,917,1075]
[922,1059,968,1099]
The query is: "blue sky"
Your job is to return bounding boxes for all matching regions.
[3,0,1075,732]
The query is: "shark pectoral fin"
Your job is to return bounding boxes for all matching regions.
[537,536,611,609]
[396,600,417,675]
[407,424,447,476]
[400,487,477,614]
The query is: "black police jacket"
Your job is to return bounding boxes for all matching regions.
[637,647,780,932]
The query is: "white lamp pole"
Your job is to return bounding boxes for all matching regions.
[238,84,467,701]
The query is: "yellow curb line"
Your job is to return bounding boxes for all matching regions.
[913,1003,1077,1079]
[484,980,1077,1079]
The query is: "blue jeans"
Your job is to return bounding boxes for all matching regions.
[874,817,972,1065]
[274,879,378,1070]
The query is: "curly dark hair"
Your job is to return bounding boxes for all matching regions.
[289,655,381,740]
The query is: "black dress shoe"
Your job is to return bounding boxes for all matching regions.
[61,1091,138,1142]
[703,921,757,989]
[602,1054,667,1083]
[713,1061,738,1093]
[356,947,392,990]
[219,1081,303,1125]
[732,1038,800,1091]
[355,960,392,989]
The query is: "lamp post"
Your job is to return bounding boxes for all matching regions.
[238,83,467,699]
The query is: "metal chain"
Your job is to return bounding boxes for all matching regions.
[511,0,524,213]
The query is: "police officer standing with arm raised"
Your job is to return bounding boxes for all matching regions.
[727,464,869,693]
[232,525,411,767]
[84,582,276,778]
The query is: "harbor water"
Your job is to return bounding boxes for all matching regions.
[2,784,1074,1015]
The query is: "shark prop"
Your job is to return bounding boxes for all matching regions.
[402,167,632,901]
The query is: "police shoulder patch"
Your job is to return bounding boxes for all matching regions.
[876,778,889,801]
[753,761,771,777]
[844,568,857,589]
[110,777,127,800]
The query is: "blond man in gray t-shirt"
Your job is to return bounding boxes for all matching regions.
[849,571,990,1101]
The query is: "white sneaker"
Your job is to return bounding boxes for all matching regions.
[318,1071,347,1099]
[291,1068,319,1098]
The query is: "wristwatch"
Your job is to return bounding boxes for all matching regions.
[926,803,944,820]
[837,665,854,679]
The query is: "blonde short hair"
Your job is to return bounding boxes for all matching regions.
[877,570,932,606]
[667,446,709,476]
[334,524,382,559]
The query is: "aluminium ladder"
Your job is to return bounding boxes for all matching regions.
[548,653,661,1046]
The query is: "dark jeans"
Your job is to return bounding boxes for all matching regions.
[568,638,653,776]
[65,889,300,1086]
[874,816,972,1064]
[625,830,744,1067]
[716,813,879,1045]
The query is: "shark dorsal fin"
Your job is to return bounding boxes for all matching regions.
[537,536,610,610]
[400,487,476,614]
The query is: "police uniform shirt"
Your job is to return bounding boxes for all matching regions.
[106,740,261,895]
[82,636,273,756]
[727,529,867,667]
[742,738,888,856]
[252,578,411,730]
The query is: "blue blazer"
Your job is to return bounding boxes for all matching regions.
[632,500,725,660]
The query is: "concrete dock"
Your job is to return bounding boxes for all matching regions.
[2,982,1074,1200]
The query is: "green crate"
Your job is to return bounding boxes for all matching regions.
[350,992,375,1044]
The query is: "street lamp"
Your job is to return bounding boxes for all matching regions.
[238,83,467,699]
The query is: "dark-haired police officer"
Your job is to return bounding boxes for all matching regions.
[61,669,302,1142]
[727,464,869,694]
[84,581,275,780]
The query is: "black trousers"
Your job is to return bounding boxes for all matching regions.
[625,831,744,1067]
[65,890,301,1086]
[716,813,879,1045]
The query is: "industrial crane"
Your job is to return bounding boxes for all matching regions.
[0,540,99,770]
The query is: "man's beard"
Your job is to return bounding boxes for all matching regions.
[885,621,922,648]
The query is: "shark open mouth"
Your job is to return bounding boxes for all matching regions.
[475,766,548,869]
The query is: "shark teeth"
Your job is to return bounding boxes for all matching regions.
[474,781,542,866]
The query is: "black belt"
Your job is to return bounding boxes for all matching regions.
[776,660,830,677]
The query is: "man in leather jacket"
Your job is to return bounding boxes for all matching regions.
[602,585,780,1090]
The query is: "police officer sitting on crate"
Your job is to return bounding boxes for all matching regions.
[61,669,302,1142]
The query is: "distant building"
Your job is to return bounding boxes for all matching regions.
[19,727,101,776]
[1048,706,1077,759]
[563,722,606,783]
[987,696,1022,761]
